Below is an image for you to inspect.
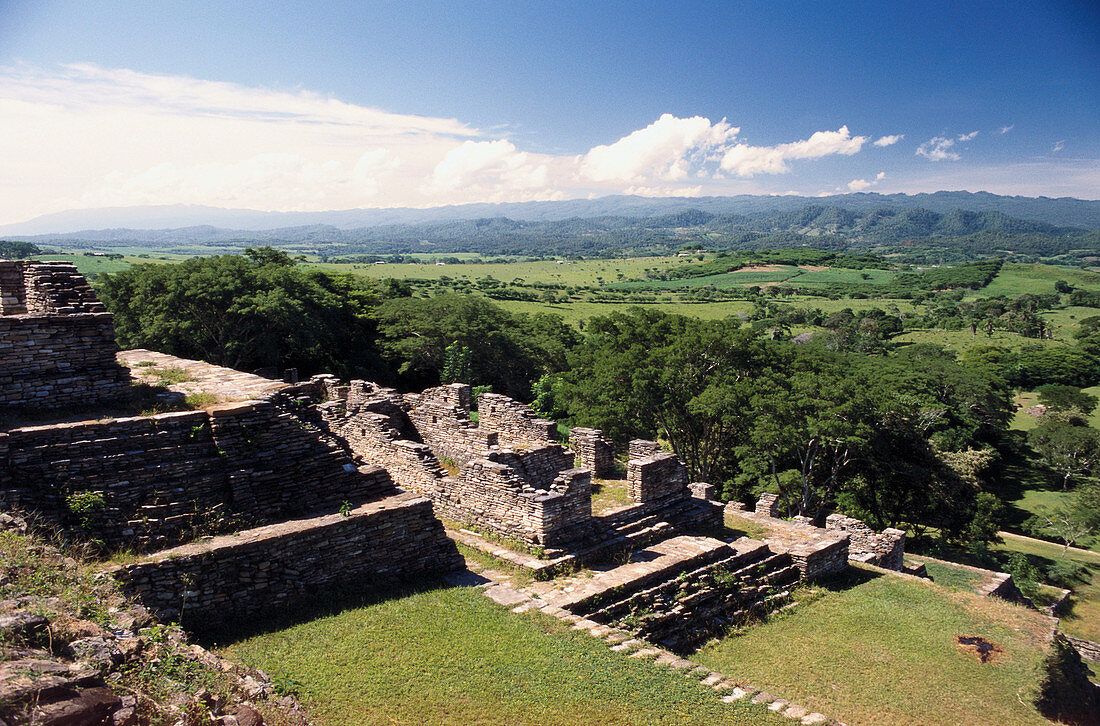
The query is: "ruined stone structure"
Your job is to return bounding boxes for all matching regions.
[0,261,130,410]
[0,272,462,627]
[825,513,906,570]
[317,381,594,547]
[569,427,614,478]
[111,493,460,625]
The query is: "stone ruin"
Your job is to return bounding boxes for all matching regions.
[0,262,463,628]
[0,261,914,652]
[0,260,129,410]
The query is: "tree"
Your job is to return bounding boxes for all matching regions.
[97,249,391,379]
[1028,419,1100,489]
[1036,384,1099,415]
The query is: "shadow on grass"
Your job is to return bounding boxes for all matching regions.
[990,432,1063,530]
[818,564,884,593]
[194,574,457,648]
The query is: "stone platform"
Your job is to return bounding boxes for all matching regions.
[119,349,287,403]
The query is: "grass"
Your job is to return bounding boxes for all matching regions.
[723,513,769,541]
[993,532,1100,641]
[591,479,632,515]
[968,263,1100,299]
[919,560,986,592]
[222,582,784,726]
[694,566,1055,726]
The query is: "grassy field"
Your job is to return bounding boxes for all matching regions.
[920,560,987,592]
[694,566,1055,726]
[970,263,1100,298]
[222,582,784,726]
[309,255,704,287]
[994,533,1100,641]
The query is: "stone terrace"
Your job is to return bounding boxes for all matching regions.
[119,349,288,403]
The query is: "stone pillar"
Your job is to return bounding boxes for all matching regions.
[569,427,613,478]
[689,482,715,500]
[755,493,780,517]
[628,439,662,460]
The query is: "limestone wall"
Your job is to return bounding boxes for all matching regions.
[405,385,497,466]
[0,400,393,551]
[627,451,690,505]
[477,393,557,447]
[0,314,130,410]
[22,262,107,314]
[0,261,129,411]
[825,514,906,570]
[628,439,663,460]
[0,261,27,314]
[569,427,613,478]
[110,494,464,627]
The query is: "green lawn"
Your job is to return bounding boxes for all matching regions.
[694,566,1055,726]
[970,263,1100,298]
[920,560,986,592]
[994,533,1100,641]
[223,582,784,726]
[787,267,896,286]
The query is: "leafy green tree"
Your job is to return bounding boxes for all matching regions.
[97,249,390,379]
[1036,384,1099,415]
[374,292,579,399]
[1028,418,1100,489]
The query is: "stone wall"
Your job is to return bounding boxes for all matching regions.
[110,494,464,628]
[569,427,613,478]
[825,513,906,570]
[628,439,663,460]
[323,386,593,547]
[404,385,497,466]
[0,399,394,551]
[22,262,107,314]
[477,392,557,447]
[0,261,129,411]
[0,261,27,314]
[627,450,690,505]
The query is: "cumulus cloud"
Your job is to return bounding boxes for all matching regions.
[1052,140,1065,153]
[719,126,869,176]
[957,130,979,141]
[873,134,904,147]
[846,171,886,191]
[580,114,738,183]
[917,136,961,161]
[0,63,883,223]
[999,125,1014,134]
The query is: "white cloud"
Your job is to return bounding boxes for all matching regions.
[0,63,892,223]
[999,125,1014,134]
[957,130,979,141]
[845,171,886,192]
[719,126,869,176]
[916,136,961,161]
[579,114,738,183]
[873,134,904,147]
[1052,140,1065,153]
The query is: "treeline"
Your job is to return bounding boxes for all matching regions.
[0,241,42,259]
[97,249,578,400]
[96,249,1100,552]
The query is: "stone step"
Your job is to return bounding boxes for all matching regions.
[543,535,734,614]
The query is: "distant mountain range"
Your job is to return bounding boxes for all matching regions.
[4,191,1100,239]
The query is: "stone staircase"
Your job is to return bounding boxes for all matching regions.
[543,534,799,653]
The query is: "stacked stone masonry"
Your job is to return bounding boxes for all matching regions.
[111,493,463,627]
[477,392,557,447]
[627,446,691,506]
[0,398,395,551]
[569,427,614,478]
[825,513,906,570]
[319,381,595,546]
[0,261,129,411]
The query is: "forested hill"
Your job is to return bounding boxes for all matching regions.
[16,203,1100,262]
[4,190,1099,238]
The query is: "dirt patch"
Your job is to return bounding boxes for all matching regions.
[798,265,829,272]
[955,634,1005,663]
[734,264,785,273]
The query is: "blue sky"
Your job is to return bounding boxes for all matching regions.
[0,0,1097,224]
